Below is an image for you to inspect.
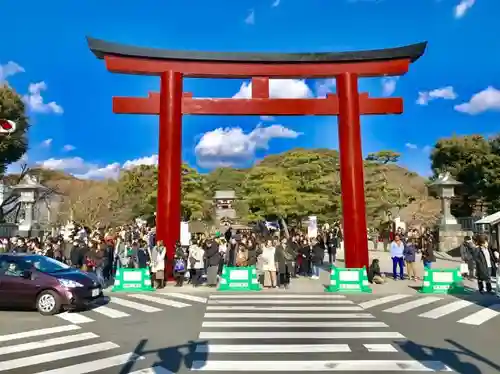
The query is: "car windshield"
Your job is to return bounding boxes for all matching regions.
[24,255,70,273]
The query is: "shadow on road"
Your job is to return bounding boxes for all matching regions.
[116,338,209,373]
[398,338,500,374]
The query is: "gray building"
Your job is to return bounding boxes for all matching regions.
[214,190,237,226]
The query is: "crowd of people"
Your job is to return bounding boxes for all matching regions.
[0,221,344,290]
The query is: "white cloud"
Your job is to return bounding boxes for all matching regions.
[39,157,90,172]
[455,0,475,19]
[454,86,500,115]
[315,79,336,98]
[62,144,75,152]
[234,79,312,99]
[405,143,418,150]
[0,61,24,83]
[122,155,159,169]
[195,124,301,168]
[41,138,52,147]
[260,116,275,122]
[271,0,280,7]
[37,154,161,180]
[382,77,398,96]
[245,9,255,25]
[416,86,458,105]
[23,81,63,114]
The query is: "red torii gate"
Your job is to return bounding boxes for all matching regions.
[87,37,426,276]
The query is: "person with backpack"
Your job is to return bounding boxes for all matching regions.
[173,241,187,287]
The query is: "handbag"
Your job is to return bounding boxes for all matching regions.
[460,262,468,274]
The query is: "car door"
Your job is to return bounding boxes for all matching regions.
[0,258,41,308]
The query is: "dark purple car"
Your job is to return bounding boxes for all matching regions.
[0,253,103,315]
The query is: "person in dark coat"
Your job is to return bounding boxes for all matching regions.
[473,234,497,294]
[310,238,324,279]
[276,237,293,288]
[204,235,221,287]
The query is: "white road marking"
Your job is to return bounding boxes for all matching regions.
[109,296,162,312]
[419,300,473,319]
[0,325,80,343]
[55,312,95,324]
[190,360,453,371]
[363,344,398,352]
[0,341,118,371]
[162,293,207,303]
[206,306,363,311]
[203,312,375,319]
[201,321,387,328]
[198,331,405,339]
[34,353,144,374]
[127,366,174,374]
[358,294,411,309]
[208,299,353,305]
[90,305,130,319]
[0,332,98,356]
[128,294,191,308]
[383,297,442,314]
[210,294,346,299]
[457,304,500,325]
[195,344,352,353]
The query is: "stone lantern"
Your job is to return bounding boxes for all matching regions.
[430,172,462,230]
[430,172,466,252]
[12,174,46,237]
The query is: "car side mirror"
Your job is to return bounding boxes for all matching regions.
[22,270,32,279]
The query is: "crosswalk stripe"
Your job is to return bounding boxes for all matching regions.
[383,297,442,314]
[198,331,405,339]
[210,294,346,299]
[33,353,144,374]
[358,294,411,309]
[0,341,118,372]
[363,344,398,352]
[206,306,363,311]
[457,304,500,325]
[195,344,352,353]
[162,293,207,303]
[128,366,174,374]
[109,296,162,312]
[419,300,474,319]
[90,305,130,318]
[0,325,80,343]
[190,360,453,371]
[128,294,191,308]
[203,312,375,319]
[208,299,353,305]
[0,332,98,356]
[201,321,388,328]
[55,312,95,324]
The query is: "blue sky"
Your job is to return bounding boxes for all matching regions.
[2,0,499,179]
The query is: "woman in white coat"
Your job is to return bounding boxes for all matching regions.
[151,240,166,288]
[261,239,277,288]
[188,240,205,287]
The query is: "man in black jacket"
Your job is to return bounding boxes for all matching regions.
[204,235,221,287]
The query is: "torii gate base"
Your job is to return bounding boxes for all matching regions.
[87,37,426,280]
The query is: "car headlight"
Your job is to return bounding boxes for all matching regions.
[58,279,84,288]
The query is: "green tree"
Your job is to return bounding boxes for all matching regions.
[430,134,500,215]
[243,166,300,222]
[366,150,400,164]
[0,85,29,174]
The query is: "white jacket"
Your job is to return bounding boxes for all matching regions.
[189,245,205,269]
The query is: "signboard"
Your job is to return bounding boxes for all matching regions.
[307,216,317,238]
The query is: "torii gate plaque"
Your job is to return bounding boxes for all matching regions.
[87,37,426,277]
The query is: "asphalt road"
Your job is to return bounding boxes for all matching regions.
[1,291,500,373]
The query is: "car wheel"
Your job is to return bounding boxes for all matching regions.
[36,290,61,316]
